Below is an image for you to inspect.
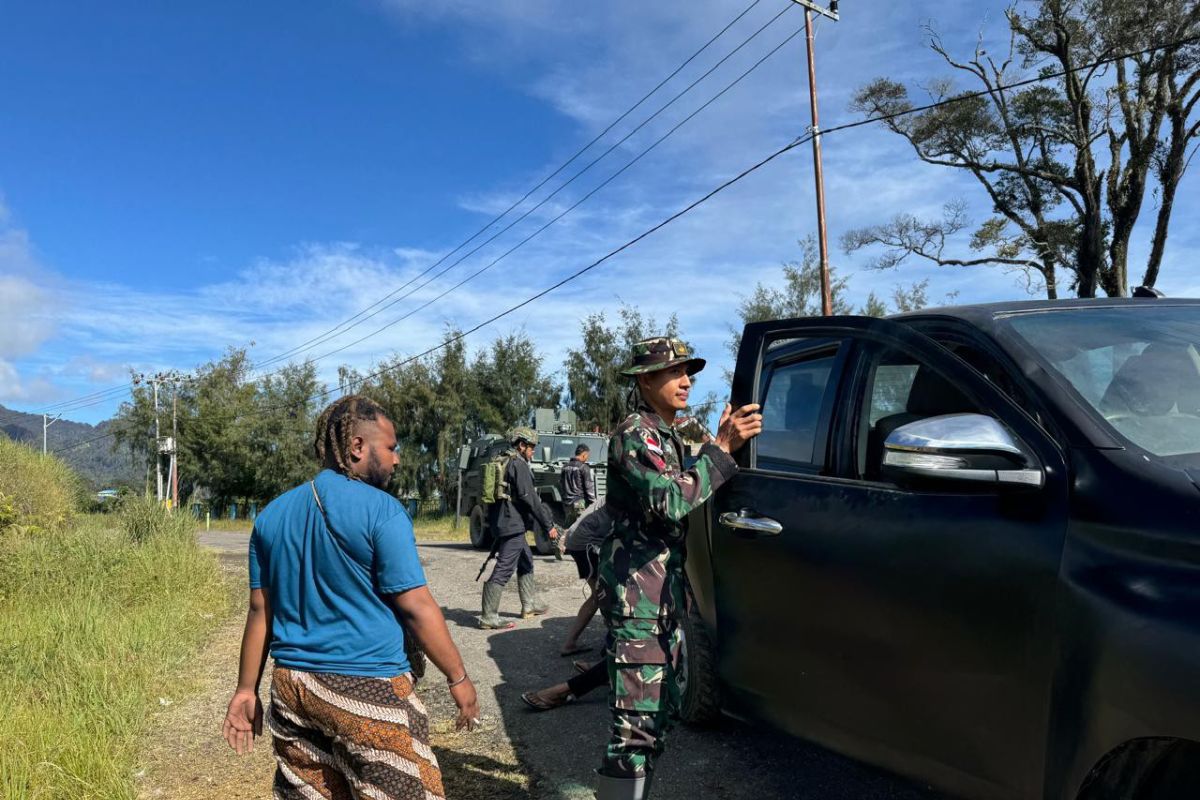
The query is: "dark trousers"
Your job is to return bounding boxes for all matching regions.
[568,658,608,698]
[486,532,534,587]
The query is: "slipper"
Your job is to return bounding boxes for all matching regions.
[559,645,592,657]
[573,660,595,675]
[521,690,575,712]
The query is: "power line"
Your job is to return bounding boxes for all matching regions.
[301,16,809,367]
[16,0,774,425]
[51,32,1200,455]
[247,0,774,374]
[247,0,797,374]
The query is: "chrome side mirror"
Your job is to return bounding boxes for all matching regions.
[882,413,1044,490]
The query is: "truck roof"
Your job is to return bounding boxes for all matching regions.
[891,296,1200,331]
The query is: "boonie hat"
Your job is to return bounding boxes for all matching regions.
[620,336,706,377]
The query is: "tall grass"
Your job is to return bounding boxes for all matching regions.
[0,508,229,798]
[0,439,84,536]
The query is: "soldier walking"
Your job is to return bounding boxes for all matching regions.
[560,442,597,526]
[478,427,561,630]
[594,337,761,800]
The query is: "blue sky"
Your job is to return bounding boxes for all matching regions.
[2,0,1198,424]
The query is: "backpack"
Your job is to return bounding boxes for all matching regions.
[481,453,513,505]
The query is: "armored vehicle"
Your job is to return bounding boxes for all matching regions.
[457,408,608,551]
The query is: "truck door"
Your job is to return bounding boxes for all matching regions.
[711,317,1068,800]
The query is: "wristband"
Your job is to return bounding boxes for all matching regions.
[447,673,469,688]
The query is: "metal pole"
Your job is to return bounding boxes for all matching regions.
[154,379,162,502]
[804,8,833,317]
[42,413,61,456]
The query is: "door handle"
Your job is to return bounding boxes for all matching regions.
[718,510,783,536]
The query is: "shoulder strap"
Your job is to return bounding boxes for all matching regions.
[310,480,336,535]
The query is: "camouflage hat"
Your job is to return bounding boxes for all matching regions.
[509,426,539,446]
[620,336,706,377]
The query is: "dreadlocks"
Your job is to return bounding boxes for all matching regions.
[313,395,387,479]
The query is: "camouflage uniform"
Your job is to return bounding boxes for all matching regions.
[596,338,738,794]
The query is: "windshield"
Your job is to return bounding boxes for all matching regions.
[1006,306,1200,457]
[534,435,609,463]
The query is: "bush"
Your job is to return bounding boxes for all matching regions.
[0,438,84,536]
[118,494,195,544]
[0,516,230,798]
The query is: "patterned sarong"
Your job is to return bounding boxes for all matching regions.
[268,667,445,800]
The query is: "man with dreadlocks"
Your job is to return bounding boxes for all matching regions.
[593,337,761,800]
[222,395,478,800]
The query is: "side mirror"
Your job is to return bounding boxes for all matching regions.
[882,413,1044,490]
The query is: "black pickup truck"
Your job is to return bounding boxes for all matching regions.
[680,298,1200,800]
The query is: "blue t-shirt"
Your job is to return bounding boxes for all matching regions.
[249,469,426,677]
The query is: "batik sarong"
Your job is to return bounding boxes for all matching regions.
[268,667,445,800]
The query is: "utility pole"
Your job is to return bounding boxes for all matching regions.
[153,378,162,502]
[789,0,840,316]
[171,390,179,511]
[42,413,62,455]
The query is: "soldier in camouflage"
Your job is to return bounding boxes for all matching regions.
[594,336,761,800]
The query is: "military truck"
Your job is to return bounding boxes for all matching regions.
[457,408,608,551]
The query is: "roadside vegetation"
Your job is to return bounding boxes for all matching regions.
[0,441,229,800]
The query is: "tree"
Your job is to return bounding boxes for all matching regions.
[565,305,679,432]
[251,361,324,502]
[849,0,1200,297]
[726,237,932,371]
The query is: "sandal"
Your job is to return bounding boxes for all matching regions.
[521,689,575,712]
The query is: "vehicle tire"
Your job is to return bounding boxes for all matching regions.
[677,604,721,726]
[469,505,490,550]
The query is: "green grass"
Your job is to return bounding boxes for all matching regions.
[0,514,231,799]
[413,512,469,542]
[0,438,84,536]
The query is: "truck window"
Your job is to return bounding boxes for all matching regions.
[757,353,838,471]
[856,347,982,480]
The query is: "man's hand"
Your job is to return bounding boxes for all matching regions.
[714,403,763,455]
[450,678,481,732]
[222,689,263,754]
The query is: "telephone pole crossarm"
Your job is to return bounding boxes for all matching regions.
[786,0,839,22]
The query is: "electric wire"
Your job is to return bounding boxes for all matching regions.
[50,32,1200,454]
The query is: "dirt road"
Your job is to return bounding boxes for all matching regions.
[139,531,947,799]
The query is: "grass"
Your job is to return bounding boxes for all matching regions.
[204,510,471,542]
[0,513,231,799]
[0,439,83,536]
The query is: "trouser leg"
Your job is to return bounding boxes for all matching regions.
[567,658,608,699]
[600,617,679,783]
[515,536,535,577]
[486,533,524,587]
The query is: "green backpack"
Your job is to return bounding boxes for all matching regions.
[481,454,512,505]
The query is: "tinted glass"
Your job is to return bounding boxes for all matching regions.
[1007,306,1200,457]
[757,355,836,467]
[535,435,609,463]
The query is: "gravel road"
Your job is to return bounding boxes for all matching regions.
[198,530,949,800]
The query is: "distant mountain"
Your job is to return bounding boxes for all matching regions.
[0,405,143,490]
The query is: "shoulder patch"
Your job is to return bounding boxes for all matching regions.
[639,427,665,456]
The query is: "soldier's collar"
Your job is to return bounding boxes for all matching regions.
[635,402,677,435]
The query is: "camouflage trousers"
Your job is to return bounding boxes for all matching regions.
[601,615,682,778]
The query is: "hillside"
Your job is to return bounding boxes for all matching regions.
[0,405,143,490]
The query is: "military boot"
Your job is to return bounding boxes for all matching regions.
[518,573,549,618]
[594,770,650,800]
[478,582,514,630]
